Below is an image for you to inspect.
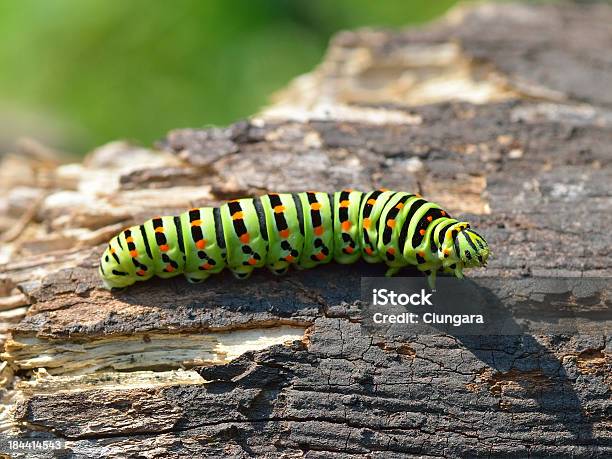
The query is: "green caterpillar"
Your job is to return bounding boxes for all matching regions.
[99,190,489,290]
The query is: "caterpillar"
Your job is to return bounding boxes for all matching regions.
[99,190,489,290]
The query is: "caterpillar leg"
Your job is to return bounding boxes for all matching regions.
[231,267,253,279]
[268,262,289,276]
[442,264,464,279]
[102,278,115,290]
[385,267,400,277]
[185,273,210,284]
[426,270,437,290]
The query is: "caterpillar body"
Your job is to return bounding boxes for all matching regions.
[99,190,489,290]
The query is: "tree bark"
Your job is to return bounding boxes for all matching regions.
[0,2,610,457]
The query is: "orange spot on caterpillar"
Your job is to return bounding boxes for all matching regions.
[160,244,169,252]
[343,189,353,192]
[232,211,244,220]
[129,250,138,257]
[273,205,285,213]
[415,193,422,198]
[279,229,290,238]
[240,234,250,243]
[441,210,446,216]
[155,227,164,233]
[248,257,258,265]
[443,249,450,255]
[387,247,395,255]
[110,248,116,254]
[387,219,396,228]
[363,218,371,229]
[126,237,134,243]
[427,216,433,222]
[395,202,404,210]
[191,219,202,227]
[345,246,354,254]
[341,221,351,231]
[314,226,324,236]
[339,200,350,208]
[419,229,426,236]
[196,239,207,249]
[137,269,146,276]
[202,263,213,270]
[165,265,175,273]
[284,255,295,262]
[379,188,389,191]
[418,251,425,257]
[315,252,326,260]
[310,202,322,210]
[364,247,373,255]
[367,198,377,205]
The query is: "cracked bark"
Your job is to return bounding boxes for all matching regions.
[0,2,611,458]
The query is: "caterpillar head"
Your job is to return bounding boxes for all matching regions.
[438,223,489,280]
[453,227,489,269]
[99,243,135,289]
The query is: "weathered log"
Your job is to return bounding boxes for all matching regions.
[0,2,610,458]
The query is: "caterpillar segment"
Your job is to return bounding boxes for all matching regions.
[375,191,415,276]
[221,198,267,280]
[358,189,397,263]
[260,193,306,276]
[100,190,490,290]
[181,207,226,283]
[332,190,363,264]
[298,191,334,269]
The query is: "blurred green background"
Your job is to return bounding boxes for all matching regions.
[0,0,457,154]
